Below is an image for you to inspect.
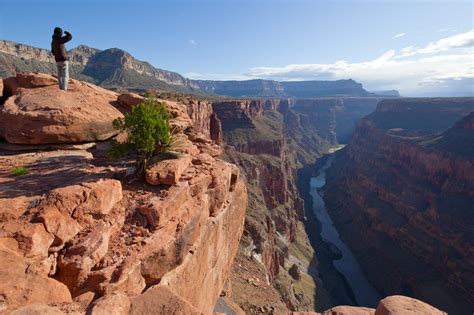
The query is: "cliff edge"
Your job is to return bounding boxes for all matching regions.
[0,72,247,314]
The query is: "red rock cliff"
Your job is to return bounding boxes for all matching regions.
[0,73,247,314]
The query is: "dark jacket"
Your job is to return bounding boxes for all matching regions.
[51,32,72,62]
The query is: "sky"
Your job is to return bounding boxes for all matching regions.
[0,0,473,96]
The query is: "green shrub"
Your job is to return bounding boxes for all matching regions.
[11,166,29,176]
[110,93,171,175]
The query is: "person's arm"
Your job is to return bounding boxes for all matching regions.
[60,31,72,44]
[51,43,56,56]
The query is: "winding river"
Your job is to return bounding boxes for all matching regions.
[310,155,380,307]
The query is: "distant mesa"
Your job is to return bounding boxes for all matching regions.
[0,40,398,98]
[370,90,400,97]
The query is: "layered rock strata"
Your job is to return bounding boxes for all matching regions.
[323,98,474,314]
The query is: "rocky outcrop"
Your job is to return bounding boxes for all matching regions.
[0,73,215,146]
[0,73,124,144]
[0,74,247,314]
[375,295,447,315]
[323,98,474,314]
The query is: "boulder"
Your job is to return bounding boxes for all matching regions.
[73,291,96,308]
[138,182,190,228]
[0,245,72,312]
[158,99,194,132]
[145,154,192,186]
[0,196,32,222]
[0,78,3,98]
[37,206,82,246]
[27,253,57,276]
[57,221,114,293]
[188,172,213,197]
[15,72,58,88]
[0,73,124,144]
[36,179,122,244]
[72,179,123,219]
[43,179,122,217]
[90,292,130,315]
[375,295,447,315]
[192,153,214,165]
[0,221,53,261]
[106,261,146,297]
[117,92,144,108]
[172,134,200,156]
[322,306,375,315]
[196,141,223,157]
[169,116,193,132]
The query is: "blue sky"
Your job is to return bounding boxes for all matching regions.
[1,0,473,96]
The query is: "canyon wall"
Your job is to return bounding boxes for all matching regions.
[323,98,474,315]
[212,97,380,312]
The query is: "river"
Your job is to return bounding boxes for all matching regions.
[310,154,380,307]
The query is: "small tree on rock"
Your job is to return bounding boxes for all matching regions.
[110,93,170,175]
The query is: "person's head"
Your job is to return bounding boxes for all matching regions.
[53,27,62,37]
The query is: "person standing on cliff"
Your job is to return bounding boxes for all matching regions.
[51,27,72,91]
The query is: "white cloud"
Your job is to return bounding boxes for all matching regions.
[189,39,197,46]
[243,30,474,96]
[398,30,474,57]
[437,28,449,33]
[393,33,406,39]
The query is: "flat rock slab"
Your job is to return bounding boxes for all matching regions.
[0,150,108,200]
[0,75,123,144]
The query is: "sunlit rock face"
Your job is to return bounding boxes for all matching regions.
[0,74,247,314]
